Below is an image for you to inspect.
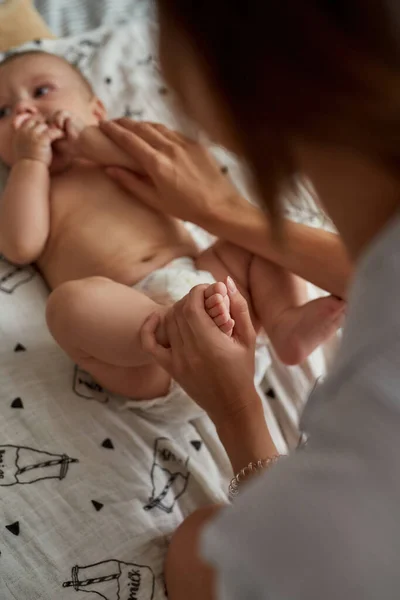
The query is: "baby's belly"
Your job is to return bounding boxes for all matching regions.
[38,227,198,290]
[40,166,199,289]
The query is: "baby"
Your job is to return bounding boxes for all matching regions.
[0,51,344,400]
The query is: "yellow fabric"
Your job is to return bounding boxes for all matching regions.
[0,0,54,52]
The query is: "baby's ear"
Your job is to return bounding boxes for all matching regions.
[91,97,107,123]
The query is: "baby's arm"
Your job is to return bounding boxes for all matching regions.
[77,125,143,172]
[0,118,61,264]
[51,111,142,172]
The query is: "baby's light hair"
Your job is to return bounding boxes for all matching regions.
[0,50,94,97]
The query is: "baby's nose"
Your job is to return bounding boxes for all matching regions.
[15,101,38,117]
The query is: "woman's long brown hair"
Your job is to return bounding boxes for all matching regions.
[157,0,400,215]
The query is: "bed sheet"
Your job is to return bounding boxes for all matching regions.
[34,0,152,37]
[0,20,299,600]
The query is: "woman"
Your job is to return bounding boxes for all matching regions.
[101,1,400,598]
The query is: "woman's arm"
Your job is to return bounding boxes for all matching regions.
[100,120,352,299]
[204,199,351,300]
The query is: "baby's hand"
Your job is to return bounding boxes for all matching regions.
[13,116,64,166]
[49,110,85,147]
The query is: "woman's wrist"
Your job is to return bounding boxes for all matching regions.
[215,391,278,476]
[198,189,250,233]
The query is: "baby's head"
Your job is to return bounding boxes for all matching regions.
[0,50,105,166]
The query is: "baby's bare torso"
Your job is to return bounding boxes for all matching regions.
[38,163,198,289]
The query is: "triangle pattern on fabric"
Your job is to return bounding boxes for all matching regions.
[191,440,202,451]
[11,397,24,409]
[14,343,26,352]
[101,438,114,450]
[5,521,20,536]
[92,500,104,512]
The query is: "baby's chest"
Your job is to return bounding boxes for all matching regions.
[50,169,125,224]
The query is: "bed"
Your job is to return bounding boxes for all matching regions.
[0,3,339,599]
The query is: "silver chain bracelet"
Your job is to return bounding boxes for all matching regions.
[228,455,281,501]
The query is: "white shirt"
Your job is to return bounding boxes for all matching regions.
[202,212,400,599]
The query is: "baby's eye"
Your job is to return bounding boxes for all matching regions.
[0,106,11,120]
[33,85,50,98]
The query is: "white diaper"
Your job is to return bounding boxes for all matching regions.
[133,257,216,305]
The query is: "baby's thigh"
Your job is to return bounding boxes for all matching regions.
[196,241,253,302]
[46,276,164,364]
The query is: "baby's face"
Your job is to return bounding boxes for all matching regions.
[0,53,101,166]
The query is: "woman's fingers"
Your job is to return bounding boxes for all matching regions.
[141,313,172,370]
[99,121,156,170]
[164,301,185,347]
[225,277,256,345]
[115,118,188,149]
[111,117,139,133]
[115,120,176,153]
[143,122,189,146]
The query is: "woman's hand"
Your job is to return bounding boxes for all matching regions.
[141,278,261,428]
[99,119,242,226]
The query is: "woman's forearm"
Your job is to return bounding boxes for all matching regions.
[201,196,352,299]
[215,394,278,476]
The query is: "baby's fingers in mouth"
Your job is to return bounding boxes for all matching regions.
[13,114,30,129]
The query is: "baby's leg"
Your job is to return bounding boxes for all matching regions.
[249,257,345,364]
[46,276,170,399]
[197,242,344,365]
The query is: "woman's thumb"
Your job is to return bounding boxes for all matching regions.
[226,277,256,343]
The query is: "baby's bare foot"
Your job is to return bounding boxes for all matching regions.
[204,282,235,336]
[154,282,235,348]
[270,295,345,365]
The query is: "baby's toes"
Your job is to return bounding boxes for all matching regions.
[213,307,231,327]
[205,292,225,312]
[208,305,227,319]
[220,318,235,337]
[204,281,227,301]
[204,281,233,336]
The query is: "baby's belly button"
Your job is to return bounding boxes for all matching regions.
[141,254,156,263]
